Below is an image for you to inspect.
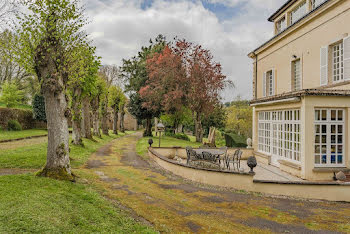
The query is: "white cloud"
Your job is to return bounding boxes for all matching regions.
[84,0,285,101]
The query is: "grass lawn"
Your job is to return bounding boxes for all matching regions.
[0,103,32,110]
[0,174,154,233]
[0,129,48,141]
[136,134,202,158]
[0,131,134,169]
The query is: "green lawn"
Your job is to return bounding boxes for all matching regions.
[136,134,202,157]
[0,129,48,141]
[0,131,134,169]
[0,102,32,110]
[0,174,154,233]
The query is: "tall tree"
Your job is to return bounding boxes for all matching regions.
[108,85,123,135]
[177,40,228,142]
[16,0,89,180]
[120,35,166,136]
[99,65,121,135]
[90,75,106,138]
[119,96,126,133]
[68,45,99,145]
[140,39,229,142]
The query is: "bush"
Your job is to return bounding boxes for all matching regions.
[224,133,247,148]
[32,94,46,121]
[165,132,190,141]
[7,120,22,131]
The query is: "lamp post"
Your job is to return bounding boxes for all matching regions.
[156,123,165,147]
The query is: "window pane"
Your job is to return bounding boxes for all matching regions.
[315,125,320,133]
[331,125,336,133]
[322,110,327,121]
[331,110,336,121]
[338,110,343,121]
[315,155,320,164]
[331,155,336,164]
[338,155,343,164]
[338,125,343,134]
[315,110,320,121]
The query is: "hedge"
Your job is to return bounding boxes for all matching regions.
[0,107,46,130]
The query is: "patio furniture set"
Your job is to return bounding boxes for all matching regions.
[185,146,243,171]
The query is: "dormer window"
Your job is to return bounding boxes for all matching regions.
[290,1,307,25]
[311,0,327,10]
[276,17,286,34]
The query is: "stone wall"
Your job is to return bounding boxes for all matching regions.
[0,107,46,130]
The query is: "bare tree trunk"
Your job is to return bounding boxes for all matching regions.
[194,112,203,143]
[37,89,73,181]
[72,117,83,145]
[71,89,83,145]
[91,97,101,138]
[120,106,125,133]
[113,109,118,135]
[144,118,152,137]
[82,97,92,139]
[101,98,109,135]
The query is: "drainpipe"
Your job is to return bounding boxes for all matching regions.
[254,53,258,100]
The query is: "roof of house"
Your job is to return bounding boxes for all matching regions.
[268,0,297,22]
[249,0,332,57]
[249,89,350,105]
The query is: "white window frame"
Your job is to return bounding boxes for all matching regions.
[258,110,301,164]
[290,1,307,25]
[276,17,286,34]
[332,41,344,83]
[263,70,275,97]
[314,109,345,168]
[292,59,302,91]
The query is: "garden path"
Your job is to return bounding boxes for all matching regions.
[80,132,350,233]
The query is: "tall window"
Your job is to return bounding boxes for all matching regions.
[314,109,345,167]
[258,112,271,153]
[332,42,344,82]
[312,0,326,9]
[276,17,286,34]
[258,110,301,162]
[263,70,274,97]
[292,59,301,91]
[290,1,307,25]
[267,71,273,96]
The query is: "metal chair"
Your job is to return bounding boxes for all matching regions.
[232,149,243,171]
[186,147,199,164]
[219,146,228,168]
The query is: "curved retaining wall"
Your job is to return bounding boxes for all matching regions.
[149,148,350,202]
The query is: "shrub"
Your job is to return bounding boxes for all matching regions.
[32,94,46,121]
[7,119,22,131]
[0,81,24,108]
[224,133,247,148]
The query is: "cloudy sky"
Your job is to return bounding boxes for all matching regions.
[84,0,286,102]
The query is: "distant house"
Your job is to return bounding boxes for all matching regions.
[248,0,350,181]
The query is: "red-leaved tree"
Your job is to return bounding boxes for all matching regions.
[177,40,227,142]
[140,45,187,114]
[141,40,228,142]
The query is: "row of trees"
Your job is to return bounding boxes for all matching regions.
[121,36,231,142]
[0,0,127,180]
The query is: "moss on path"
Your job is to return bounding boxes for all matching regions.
[78,132,350,233]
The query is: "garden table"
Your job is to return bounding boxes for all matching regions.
[194,149,225,156]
